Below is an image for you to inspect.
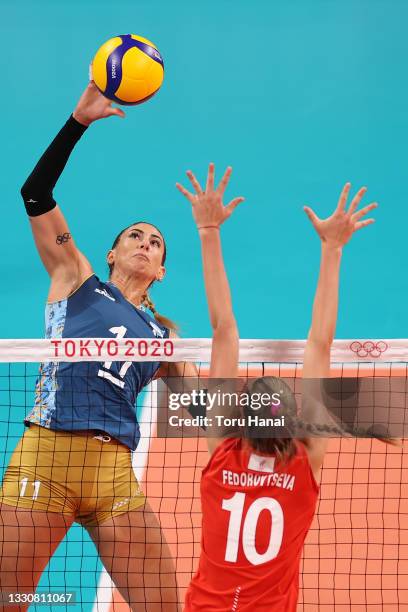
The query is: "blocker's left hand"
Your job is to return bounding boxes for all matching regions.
[176,163,245,229]
[304,183,378,248]
[73,81,125,127]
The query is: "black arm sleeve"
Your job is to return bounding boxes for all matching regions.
[21,115,88,217]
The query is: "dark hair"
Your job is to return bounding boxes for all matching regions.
[108,221,167,273]
[108,221,177,331]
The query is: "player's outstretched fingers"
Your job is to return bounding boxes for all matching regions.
[347,186,367,216]
[206,162,215,193]
[186,170,203,195]
[355,218,375,231]
[335,182,351,212]
[217,166,233,197]
[351,202,378,223]
[176,183,195,204]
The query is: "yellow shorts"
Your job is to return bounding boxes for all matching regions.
[0,424,145,526]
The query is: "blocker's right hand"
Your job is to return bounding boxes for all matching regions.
[176,163,245,230]
[73,81,125,126]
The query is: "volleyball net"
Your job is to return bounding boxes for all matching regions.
[0,338,407,611]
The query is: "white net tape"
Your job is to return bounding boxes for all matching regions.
[0,338,404,363]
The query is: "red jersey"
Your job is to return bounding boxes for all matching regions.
[184,438,319,612]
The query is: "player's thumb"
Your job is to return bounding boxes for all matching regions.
[303,206,319,226]
[108,107,126,119]
[226,197,245,215]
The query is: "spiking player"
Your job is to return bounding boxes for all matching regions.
[0,84,245,611]
[177,173,377,611]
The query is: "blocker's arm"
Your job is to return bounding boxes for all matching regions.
[176,163,244,454]
[302,183,377,474]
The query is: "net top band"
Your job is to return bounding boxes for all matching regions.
[0,338,405,363]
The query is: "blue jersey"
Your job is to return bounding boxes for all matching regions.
[25,275,169,450]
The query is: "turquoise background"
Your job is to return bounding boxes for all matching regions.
[2,0,408,340]
[1,0,407,608]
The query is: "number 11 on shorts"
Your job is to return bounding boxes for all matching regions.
[19,477,41,500]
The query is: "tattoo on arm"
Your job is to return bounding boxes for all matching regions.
[56,232,72,245]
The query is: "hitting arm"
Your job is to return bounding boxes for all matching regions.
[21,82,124,301]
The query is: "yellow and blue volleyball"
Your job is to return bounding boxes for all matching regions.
[91,34,164,105]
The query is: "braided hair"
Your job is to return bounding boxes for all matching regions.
[244,377,397,464]
[141,291,179,332]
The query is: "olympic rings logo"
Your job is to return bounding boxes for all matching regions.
[349,341,388,358]
[56,232,71,245]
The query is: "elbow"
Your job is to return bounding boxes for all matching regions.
[20,173,46,200]
[20,179,55,216]
[20,176,37,203]
[20,180,30,201]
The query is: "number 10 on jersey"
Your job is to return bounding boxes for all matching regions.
[223,492,284,566]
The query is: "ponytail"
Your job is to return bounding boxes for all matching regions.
[244,377,399,465]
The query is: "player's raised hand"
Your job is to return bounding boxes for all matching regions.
[73,81,125,127]
[176,163,245,229]
[304,183,377,248]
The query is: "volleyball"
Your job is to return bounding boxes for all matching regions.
[91,34,164,105]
